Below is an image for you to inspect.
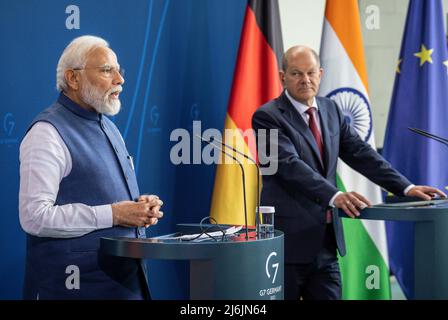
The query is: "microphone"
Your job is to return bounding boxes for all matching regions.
[196,135,250,240]
[209,136,261,238]
[408,127,448,146]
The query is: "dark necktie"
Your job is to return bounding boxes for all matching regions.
[305,107,324,160]
[306,107,332,223]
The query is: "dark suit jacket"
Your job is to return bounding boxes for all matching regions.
[252,92,411,264]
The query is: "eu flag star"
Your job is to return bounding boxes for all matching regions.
[414,44,434,66]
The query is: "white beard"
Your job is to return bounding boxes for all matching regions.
[80,80,122,116]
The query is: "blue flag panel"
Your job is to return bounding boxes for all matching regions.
[383,0,448,299]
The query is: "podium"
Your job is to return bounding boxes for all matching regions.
[339,200,448,299]
[100,224,284,300]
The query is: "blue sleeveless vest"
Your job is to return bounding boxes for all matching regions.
[23,93,149,299]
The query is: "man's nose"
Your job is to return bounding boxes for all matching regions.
[300,74,310,83]
[113,70,125,85]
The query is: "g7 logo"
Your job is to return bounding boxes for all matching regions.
[3,113,14,136]
[150,105,160,126]
[265,252,279,284]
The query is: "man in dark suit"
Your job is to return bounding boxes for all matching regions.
[252,45,446,300]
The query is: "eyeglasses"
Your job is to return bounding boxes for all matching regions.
[73,65,125,77]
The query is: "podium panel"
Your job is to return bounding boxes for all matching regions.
[339,201,448,299]
[100,224,284,300]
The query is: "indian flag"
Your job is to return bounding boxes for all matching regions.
[318,0,391,299]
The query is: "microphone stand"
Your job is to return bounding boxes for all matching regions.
[210,137,261,238]
[408,127,448,146]
[196,135,249,240]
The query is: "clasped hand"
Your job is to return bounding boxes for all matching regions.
[112,195,164,228]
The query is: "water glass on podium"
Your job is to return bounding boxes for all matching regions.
[257,206,275,238]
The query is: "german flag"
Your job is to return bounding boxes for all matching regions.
[210,0,283,226]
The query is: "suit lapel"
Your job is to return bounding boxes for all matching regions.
[278,93,325,171]
[316,98,331,176]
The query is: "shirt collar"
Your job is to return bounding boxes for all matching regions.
[57,92,102,121]
[285,90,318,115]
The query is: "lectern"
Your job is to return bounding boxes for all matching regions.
[339,200,448,299]
[100,224,284,300]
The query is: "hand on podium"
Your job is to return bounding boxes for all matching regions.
[406,185,447,201]
[334,191,372,218]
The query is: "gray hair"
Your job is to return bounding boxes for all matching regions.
[56,35,109,92]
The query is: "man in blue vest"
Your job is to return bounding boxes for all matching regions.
[19,35,163,299]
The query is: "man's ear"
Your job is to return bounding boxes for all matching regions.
[279,70,285,86]
[318,67,324,80]
[64,69,80,91]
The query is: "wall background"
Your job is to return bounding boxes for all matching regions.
[0,0,446,299]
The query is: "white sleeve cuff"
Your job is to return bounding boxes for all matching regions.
[95,204,113,229]
[404,184,416,196]
[329,191,343,207]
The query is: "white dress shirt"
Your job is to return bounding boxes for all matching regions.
[284,90,414,207]
[19,122,113,238]
[285,90,322,133]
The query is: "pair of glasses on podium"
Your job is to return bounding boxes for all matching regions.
[181,217,229,242]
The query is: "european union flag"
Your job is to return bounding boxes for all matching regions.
[383,0,448,299]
